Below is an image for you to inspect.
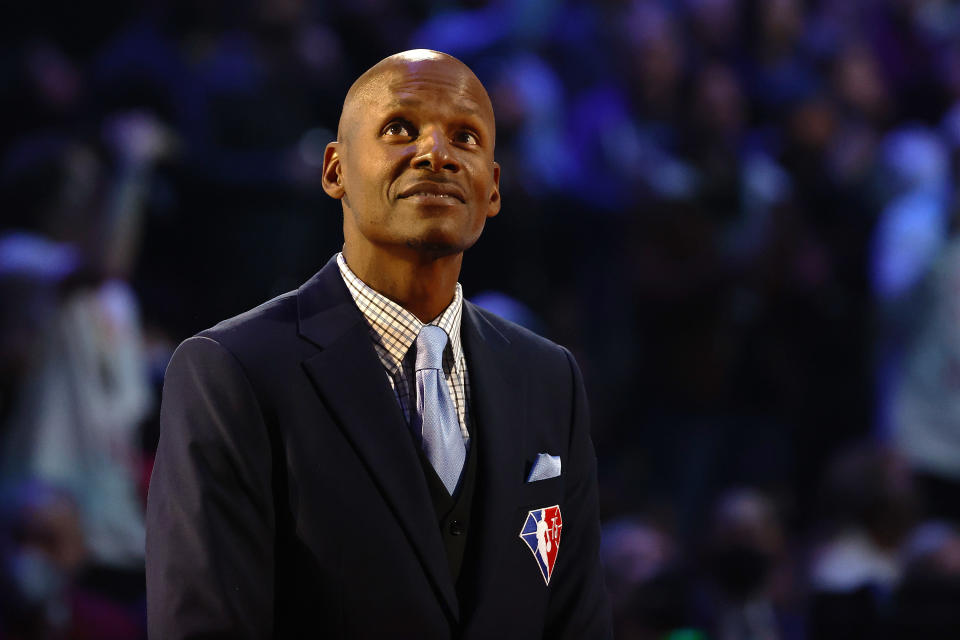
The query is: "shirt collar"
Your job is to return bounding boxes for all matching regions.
[336,252,464,375]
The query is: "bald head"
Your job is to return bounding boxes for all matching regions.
[337,49,495,145]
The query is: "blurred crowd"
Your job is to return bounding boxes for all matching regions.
[3,0,960,637]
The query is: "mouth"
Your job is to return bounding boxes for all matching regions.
[398,182,465,203]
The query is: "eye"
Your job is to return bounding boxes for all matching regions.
[382,120,413,138]
[454,130,479,145]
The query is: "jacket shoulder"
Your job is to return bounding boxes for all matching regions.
[198,290,299,347]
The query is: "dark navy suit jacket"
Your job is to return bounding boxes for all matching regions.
[145,255,611,638]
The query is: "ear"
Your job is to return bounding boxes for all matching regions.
[321,142,345,199]
[487,161,501,218]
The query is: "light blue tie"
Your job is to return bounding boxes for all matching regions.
[415,325,466,495]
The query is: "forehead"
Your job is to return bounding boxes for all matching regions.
[353,60,494,127]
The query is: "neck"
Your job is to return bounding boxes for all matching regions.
[343,244,462,323]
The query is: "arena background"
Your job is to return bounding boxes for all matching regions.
[3,0,960,637]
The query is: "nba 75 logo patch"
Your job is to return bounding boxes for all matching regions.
[519,505,562,585]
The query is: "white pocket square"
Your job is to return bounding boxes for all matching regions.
[526,453,562,482]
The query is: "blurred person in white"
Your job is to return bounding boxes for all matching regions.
[809,445,915,592]
[807,444,918,639]
[0,114,173,576]
[873,122,960,521]
[890,233,960,515]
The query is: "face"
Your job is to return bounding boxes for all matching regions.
[323,55,501,261]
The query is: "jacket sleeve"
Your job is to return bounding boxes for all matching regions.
[545,347,613,639]
[146,335,275,639]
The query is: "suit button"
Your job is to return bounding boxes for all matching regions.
[449,520,465,536]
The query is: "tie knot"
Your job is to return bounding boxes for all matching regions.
[415,325,448,371]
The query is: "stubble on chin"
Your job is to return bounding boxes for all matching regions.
[404,237,463,259]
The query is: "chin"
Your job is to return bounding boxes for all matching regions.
[405,238,461,257]
[406,229,482,257]
[405,221,481,256]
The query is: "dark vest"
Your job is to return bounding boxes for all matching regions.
[416,433,478,586]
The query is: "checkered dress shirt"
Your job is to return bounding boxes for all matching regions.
[336,253,471,448]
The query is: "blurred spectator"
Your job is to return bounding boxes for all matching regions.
[887,232,960,522]
[0,40,86,153]
[871,126,951,304]
[871,127,953,451]
[487,53,575,197]
[601,516,687,640]
[684,0,744,64]
[692,488,803,640]
[745,0,819,122]
[808,444,918,638]
[0,480,142,639]
[0,123,168,599]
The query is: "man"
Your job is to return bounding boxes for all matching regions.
[146,49,611,639]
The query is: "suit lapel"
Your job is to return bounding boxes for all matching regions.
[297,258,459,620]
[461,302,527,611]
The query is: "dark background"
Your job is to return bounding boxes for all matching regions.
[3,0,960,637]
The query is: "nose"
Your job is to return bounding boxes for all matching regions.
[411,127,460,173]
